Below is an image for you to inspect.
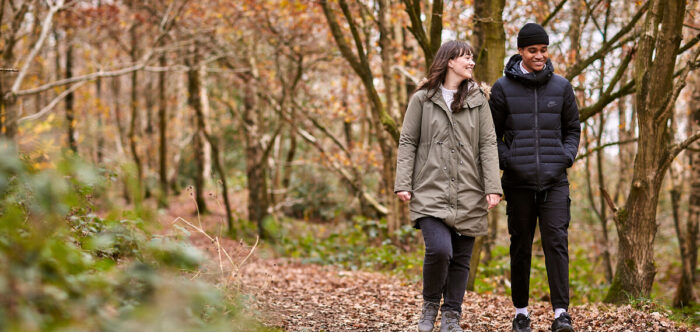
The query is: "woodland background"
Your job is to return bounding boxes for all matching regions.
[0,0,698,330]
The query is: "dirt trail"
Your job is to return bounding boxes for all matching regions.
[159,194,697,332]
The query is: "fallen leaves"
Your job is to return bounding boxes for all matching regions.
[236,257,698,331]
[159,194,698,332]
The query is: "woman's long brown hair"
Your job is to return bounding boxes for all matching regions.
[417,40,476,113]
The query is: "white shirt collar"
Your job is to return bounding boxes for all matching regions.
[519,61,530,74]
[440,84,457,92]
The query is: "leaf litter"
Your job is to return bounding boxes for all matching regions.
[160,194,698,332]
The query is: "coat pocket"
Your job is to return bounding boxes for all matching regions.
[556,140,572,167]
[413,143,433,187]
[506,138,517,169]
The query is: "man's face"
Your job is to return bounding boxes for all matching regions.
[518,44,548,72]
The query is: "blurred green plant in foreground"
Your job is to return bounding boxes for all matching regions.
[0,143,273,332]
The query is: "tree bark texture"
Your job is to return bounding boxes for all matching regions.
[128,26,144,200]
[319,0,401,233]
[605,0,687,303]
[242,83,272,239]
[319,0,399,143]
[193,64,234,233]
[0,3,29,139]
[401,0,442,71]
[187,51,208,214]
[467,0,506,291]
[158,54,168,207]
[96,76,104,164]
[472,0,505,86]
[200,63,212,184]
[673,70,699,307]
[65,43,77,153]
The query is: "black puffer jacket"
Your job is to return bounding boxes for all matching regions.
[489,55,581,191]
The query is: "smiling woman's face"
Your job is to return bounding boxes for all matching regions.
[518,44,548,72]
[448,52,475,80]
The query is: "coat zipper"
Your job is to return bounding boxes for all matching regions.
[534,88,541,191]
[436,96,457,227]
[447,110,457,226]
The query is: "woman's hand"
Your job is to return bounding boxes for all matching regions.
[396,191,412,201]
[486,194,501,209]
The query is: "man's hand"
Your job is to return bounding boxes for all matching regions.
[486,194,501,209]
[396,191,412,201]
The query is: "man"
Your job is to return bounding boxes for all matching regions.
[489,23,581,332]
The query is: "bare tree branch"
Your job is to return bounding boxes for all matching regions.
[10,0,64,94]
[565,1,649,81]
[678,33,700,54]
[601,187,619,214]
[16,63,145,96]
[401,0,442,69]
[392,64,420,85]
[661,131,700,173]
[293,121,388,216]
[575,138,639,161]
[579,79,636,121]
[655,44,700,123]
[319,0,363,75]
[541,0,569,27]
[18,80,87,123]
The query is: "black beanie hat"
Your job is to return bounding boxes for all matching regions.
[517,23,549,48]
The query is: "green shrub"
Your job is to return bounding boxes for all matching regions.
[274,216,423,281]
[0,144,272,332]
[285,166,354,222]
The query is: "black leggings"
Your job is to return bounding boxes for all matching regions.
[419,217,475,313]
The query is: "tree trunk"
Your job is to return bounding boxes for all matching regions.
[193,64,234,233]
[605,0,687,303]
[381,137,399,234]
[200,63,212,184]
[168,69,189,197]
[0,3,29,140]
[282,125,296,191]
[472,0,505,85]
[320,0,399,143]
[143,73,155,200]
[400,0,443,71]
[596,6,614,283]
[65,43,77,153]
[596,114,614,284]
[688,78,700,284]
[673,71,699,307]
[128,27,144,201]
[468,235,485,291]
[158,54,168,207]
[377,0,402,235]
[482,205,500,264]
[467,0,505,291]
[393,19,408,121]
[3,93,18,139]
[111,75,126,156]
[242,83,271,239]
[96,75,105,164]
[187,51,208,214]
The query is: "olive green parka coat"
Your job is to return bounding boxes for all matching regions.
[394,84,503,236]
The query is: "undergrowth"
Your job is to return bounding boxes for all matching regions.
[273,216,424,282]
[0,145,273,332]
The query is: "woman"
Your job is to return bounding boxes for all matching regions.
[394,40,502,332]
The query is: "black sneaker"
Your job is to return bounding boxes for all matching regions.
[512,314,531,332]
[551,312,574,332]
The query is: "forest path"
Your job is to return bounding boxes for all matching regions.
[159,194,696,332]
